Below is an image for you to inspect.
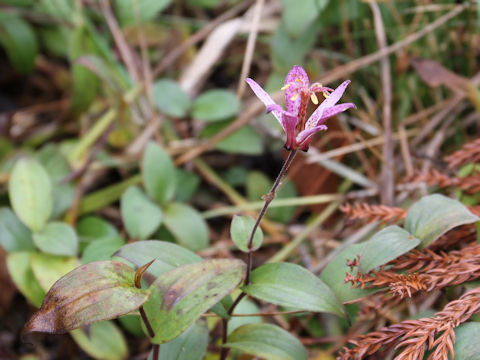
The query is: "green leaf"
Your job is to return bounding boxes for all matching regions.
[280,0,328,38]
[230,215,263,252]
[228,298,262,335]
[114,0,172,26]
[200,121,263,155]
[142,142,176,205]
[359,226,420,273]
[453,322,480,359]
[82,236,125,264]
[224,323,307,360]
[243,262,345,318]
[320,244,378,303]
[77,216,119,245]
[152,79,191,117]
[163,202,209,251]
[271,23,319,73]
[192,89,240,122]
[6,252,45,308]
[36,144,74,218]
[30,253,79,291]
[149,321,209,360]
[71,320,128,360]
[114,240,202,278]
[0,207,35,252]
[175,169,200,202]
[145,259,245,343]
[70,25,99,113]
[23,261,150,334]
[8,158,53,232]
[405,194,480,248]
[121,186,163,240]
[33,222,78,256]
[0,13,38,73]
[118,314,144,337]
[186,0,222,8]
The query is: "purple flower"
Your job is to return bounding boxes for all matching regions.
[246,65,356,151]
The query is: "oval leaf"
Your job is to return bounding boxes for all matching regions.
[320,244,378,303]
[142,142,176,205]
[33,221,78,256]
[149,321,209,360]
[114,240,202,279]
[8,158,53,232]
[200,122,263,155]
[30,253,80,291]
[453,322,480,359]
[145,259,246,343]
[405,194,480,248]
[163,202,209,251]
[153,79,191,117]
[243,262,345,318]
[359,225,420,273]
[192,89,240,122]
[6,252,45,308]
[121,186,163,240]
[0,14,38,74]
[82,236,125,264]
[0,207,34,252]
[224,323,307,360]
[71,320,128,360]
[230,215,263,252]
[23,261,150,334]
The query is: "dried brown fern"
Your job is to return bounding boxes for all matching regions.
[341,202,480,226]
[345,244,480,299]
[340,203,407,224]
[339,288,480,360]
[407,169,480,194]
[444,138,480,169]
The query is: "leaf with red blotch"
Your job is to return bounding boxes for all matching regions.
[23,261,150,335]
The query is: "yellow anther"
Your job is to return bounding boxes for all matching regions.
[323,91,330,99]
[295,78,301,83]
[310,93,319,105]
[290,93,299,101]
[281,84,290,91]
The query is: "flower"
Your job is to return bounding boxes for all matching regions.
[246,65,356,151]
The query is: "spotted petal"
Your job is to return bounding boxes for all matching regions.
[318,103,356,124]
[284,65,309,115]
[305,80,351,129]
[266,104,298,150]
[246,78,282,123]
[297,125,328,150]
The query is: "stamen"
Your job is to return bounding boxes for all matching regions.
[281,84,290,91]
[310,82,323,91]
[323,91,330,99]
[295,78,301,83]
[310,93,318,105]
[290,93,299,101]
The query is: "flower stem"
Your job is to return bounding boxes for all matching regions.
[245,149,297,284]
[219,149,297,360]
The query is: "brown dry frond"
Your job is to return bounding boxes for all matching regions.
[340,203,407,224]
[444,138,480,169]
[338,288,480,360]
[408,169,480,194]
[346,244,480,298]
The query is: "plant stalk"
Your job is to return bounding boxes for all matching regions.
[219,149,297,360]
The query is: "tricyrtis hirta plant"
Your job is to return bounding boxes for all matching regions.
[21,66,355,360]
[246,65,356,151]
